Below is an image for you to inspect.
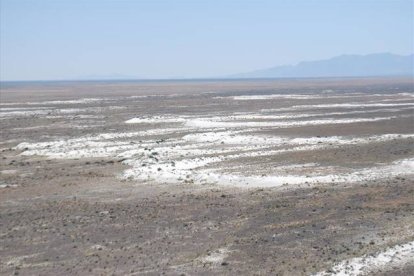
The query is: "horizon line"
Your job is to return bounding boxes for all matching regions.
[1,74,414,84]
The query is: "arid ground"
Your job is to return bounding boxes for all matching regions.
[0,78,413,275]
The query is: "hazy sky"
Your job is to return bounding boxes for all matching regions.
[1,0,413,81]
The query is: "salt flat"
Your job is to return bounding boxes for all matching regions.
[0,78,413,275]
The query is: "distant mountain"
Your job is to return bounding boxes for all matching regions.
[75,73,140,80]
[231,53,414,79]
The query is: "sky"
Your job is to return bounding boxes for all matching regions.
[0,0,413,81]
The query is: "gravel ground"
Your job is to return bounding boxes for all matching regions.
[1,78,413,275]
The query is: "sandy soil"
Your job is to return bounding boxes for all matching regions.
[0,78,413,275]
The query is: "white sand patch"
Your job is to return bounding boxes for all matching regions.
[0,184,18,188]
[0,109,54,118]
[314,241,414,276]
[125,116,187,124]
[11,125,62,131]
[0,98,106,106]
[58,106,125,113]
[0,105,121,118]
[24,98,109,105]
[14,127,200,159]
[218,114,311,120]
[16,127,186,149]
[272,163,320,169]
[1,170,18,175]
[16,132,413,160]
[211,108,413,122]
[217,93,414,101]
[260,107,413,117]
[127,95,150,99]
[56,106,123,114]
[0,107,51,111]
[288,134,414,147]
[289,102,414,110]
[397,92,414,97]
[203,157,414,188]
[74,115,105,119]
[17,140,136,158]
[4,253,41,267]
[182,130,285,145]
[10,122,105,130]
[120,134,414,186]
[127,94,183,99]
[58,108,86,114]
[185,116,399,129]
[14,120,414,188]
[124,109,408,129]
[261,103,413,113]
[108,105,127,110]
[197,247,230,264]
[122,156,224,183]
[217,93,370,101]
[181,131,389,151]
[232,95,323,100]
[89,244,107,251]
[375,98,414,103]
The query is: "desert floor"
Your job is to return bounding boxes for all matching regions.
[1,78,413,275]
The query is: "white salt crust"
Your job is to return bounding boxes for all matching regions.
[125,114,405,129]
[10,93,414,188]
[314,241,414,276]
[196,247,230,264]
[215,92,414,101]
[125,116,187,124]
[16,131,414,188]
[0,106,126,118]
[0,98,108,106]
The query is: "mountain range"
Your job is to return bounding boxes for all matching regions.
[230,53,413,79]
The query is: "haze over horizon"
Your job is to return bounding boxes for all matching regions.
[1,0,413,81]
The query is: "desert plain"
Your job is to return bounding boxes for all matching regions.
[0,78,413,275]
